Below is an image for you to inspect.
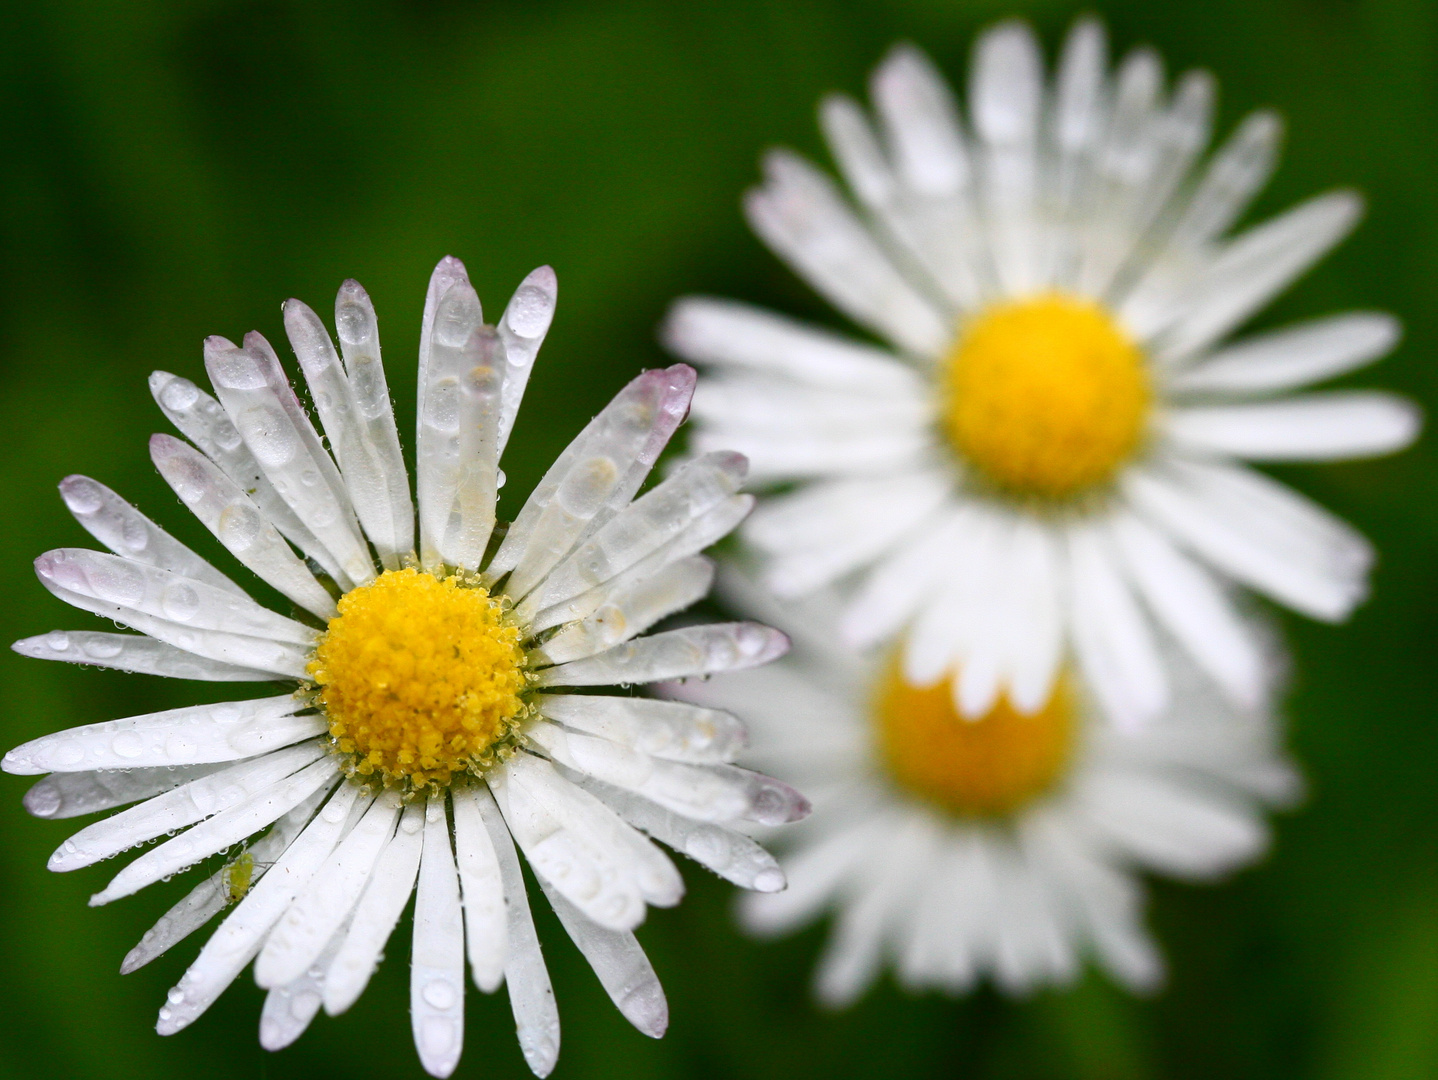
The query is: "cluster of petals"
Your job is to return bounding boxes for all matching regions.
[5,258,805,1077]
[664,17,1421,730]
[668,572,1300,1002]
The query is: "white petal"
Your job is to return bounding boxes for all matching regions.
[451,785,507,993]
[1164,110,1284,251]
[35,548,316,646]
[746,472,949,596]
[3,694,319,775]
[1065,522,1169,730]
[416,263,503,574]
[411,793,466,1079]
[24,571,310,675]
[1154,191,1363,363]
[535,622,788,687]
[11,630,277,682]
[815,812,939,1007]
[489,754,652,932]
[531,557,713,667]
[1165,392,1420,461]
[662,298,922,392]
[574,774,784,892]
[1167,312,1402,395]
[123,787,328,974]
[285,294,414,570]
[497,266,559,455]
[259,935,337,1051]
[740,809,889,937]
[157,781,361,1036]
[490,365,695,594]
[689,429,926,483]
[970,21,1045,295]
[821,93,896,209]
[840,508,962,650]
[333,278,416,566]
[1108,512,1266,707]
[872,43,970,196]
[149,371,348,584]
[51,742,326,871]
[204,334,373,587]
[525,452,747,614]
[540,880,668,1037]
[324,802,425,1016]
[527,494,753,634]
[690,375,928,439]
[1023,810,1163,992]
[535,694,747,765]
[24,762,224,821]
[254,792,400,988]
[58,475,243,597]
[1077,770,1268,879]
[91,757,341,906]
[746,150,951,356]
[861,50,990,309]
[1123,456,1372,620]
[1001,517,1064,713]
[150,434,337,619]
[530,721,807,827]
[472,780,560,1077]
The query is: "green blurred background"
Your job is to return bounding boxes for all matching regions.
[1,0,1435,1077]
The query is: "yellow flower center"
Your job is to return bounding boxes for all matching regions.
[941,293,1151,500]
[875,657,1075,817]
[308,567,528,791]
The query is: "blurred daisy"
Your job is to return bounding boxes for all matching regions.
[4,258,806,1078]
[663,18,1420,729]
[667,571,1299,1003]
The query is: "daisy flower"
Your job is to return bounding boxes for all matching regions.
[667,569,1299,1003]
[663,18,1420,729]
[3,257,806,1078]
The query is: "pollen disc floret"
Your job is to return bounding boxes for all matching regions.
[309,567,528,789]
[875,654,1073,816]
[942,294,1150,501]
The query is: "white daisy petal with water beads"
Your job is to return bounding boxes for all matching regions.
[4,258,806,1079]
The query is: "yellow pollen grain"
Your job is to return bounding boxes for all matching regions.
[308,567,527,791]
[875,656,1074,817]
[942,293,1151,500]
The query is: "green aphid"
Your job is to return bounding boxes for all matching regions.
[225,852,255,904]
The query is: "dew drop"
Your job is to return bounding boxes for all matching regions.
[422,977,457,1010]
[336,300,372,345]
[239,406,299,467]
[210,350,268,390]
[119,516,150,554]
[217,503,263,552]
[161,583,201,623]
[112,732,145,759]
[54,744,85,768]
[159,378,200,412]
[44,631,71,652]
[505,284,552,338]
[59,477,104,515]
[83,637,124,659]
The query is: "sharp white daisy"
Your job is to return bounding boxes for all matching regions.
[3,257,808,1079]
[662,18,1421,729]
[666,569,1299,1004]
